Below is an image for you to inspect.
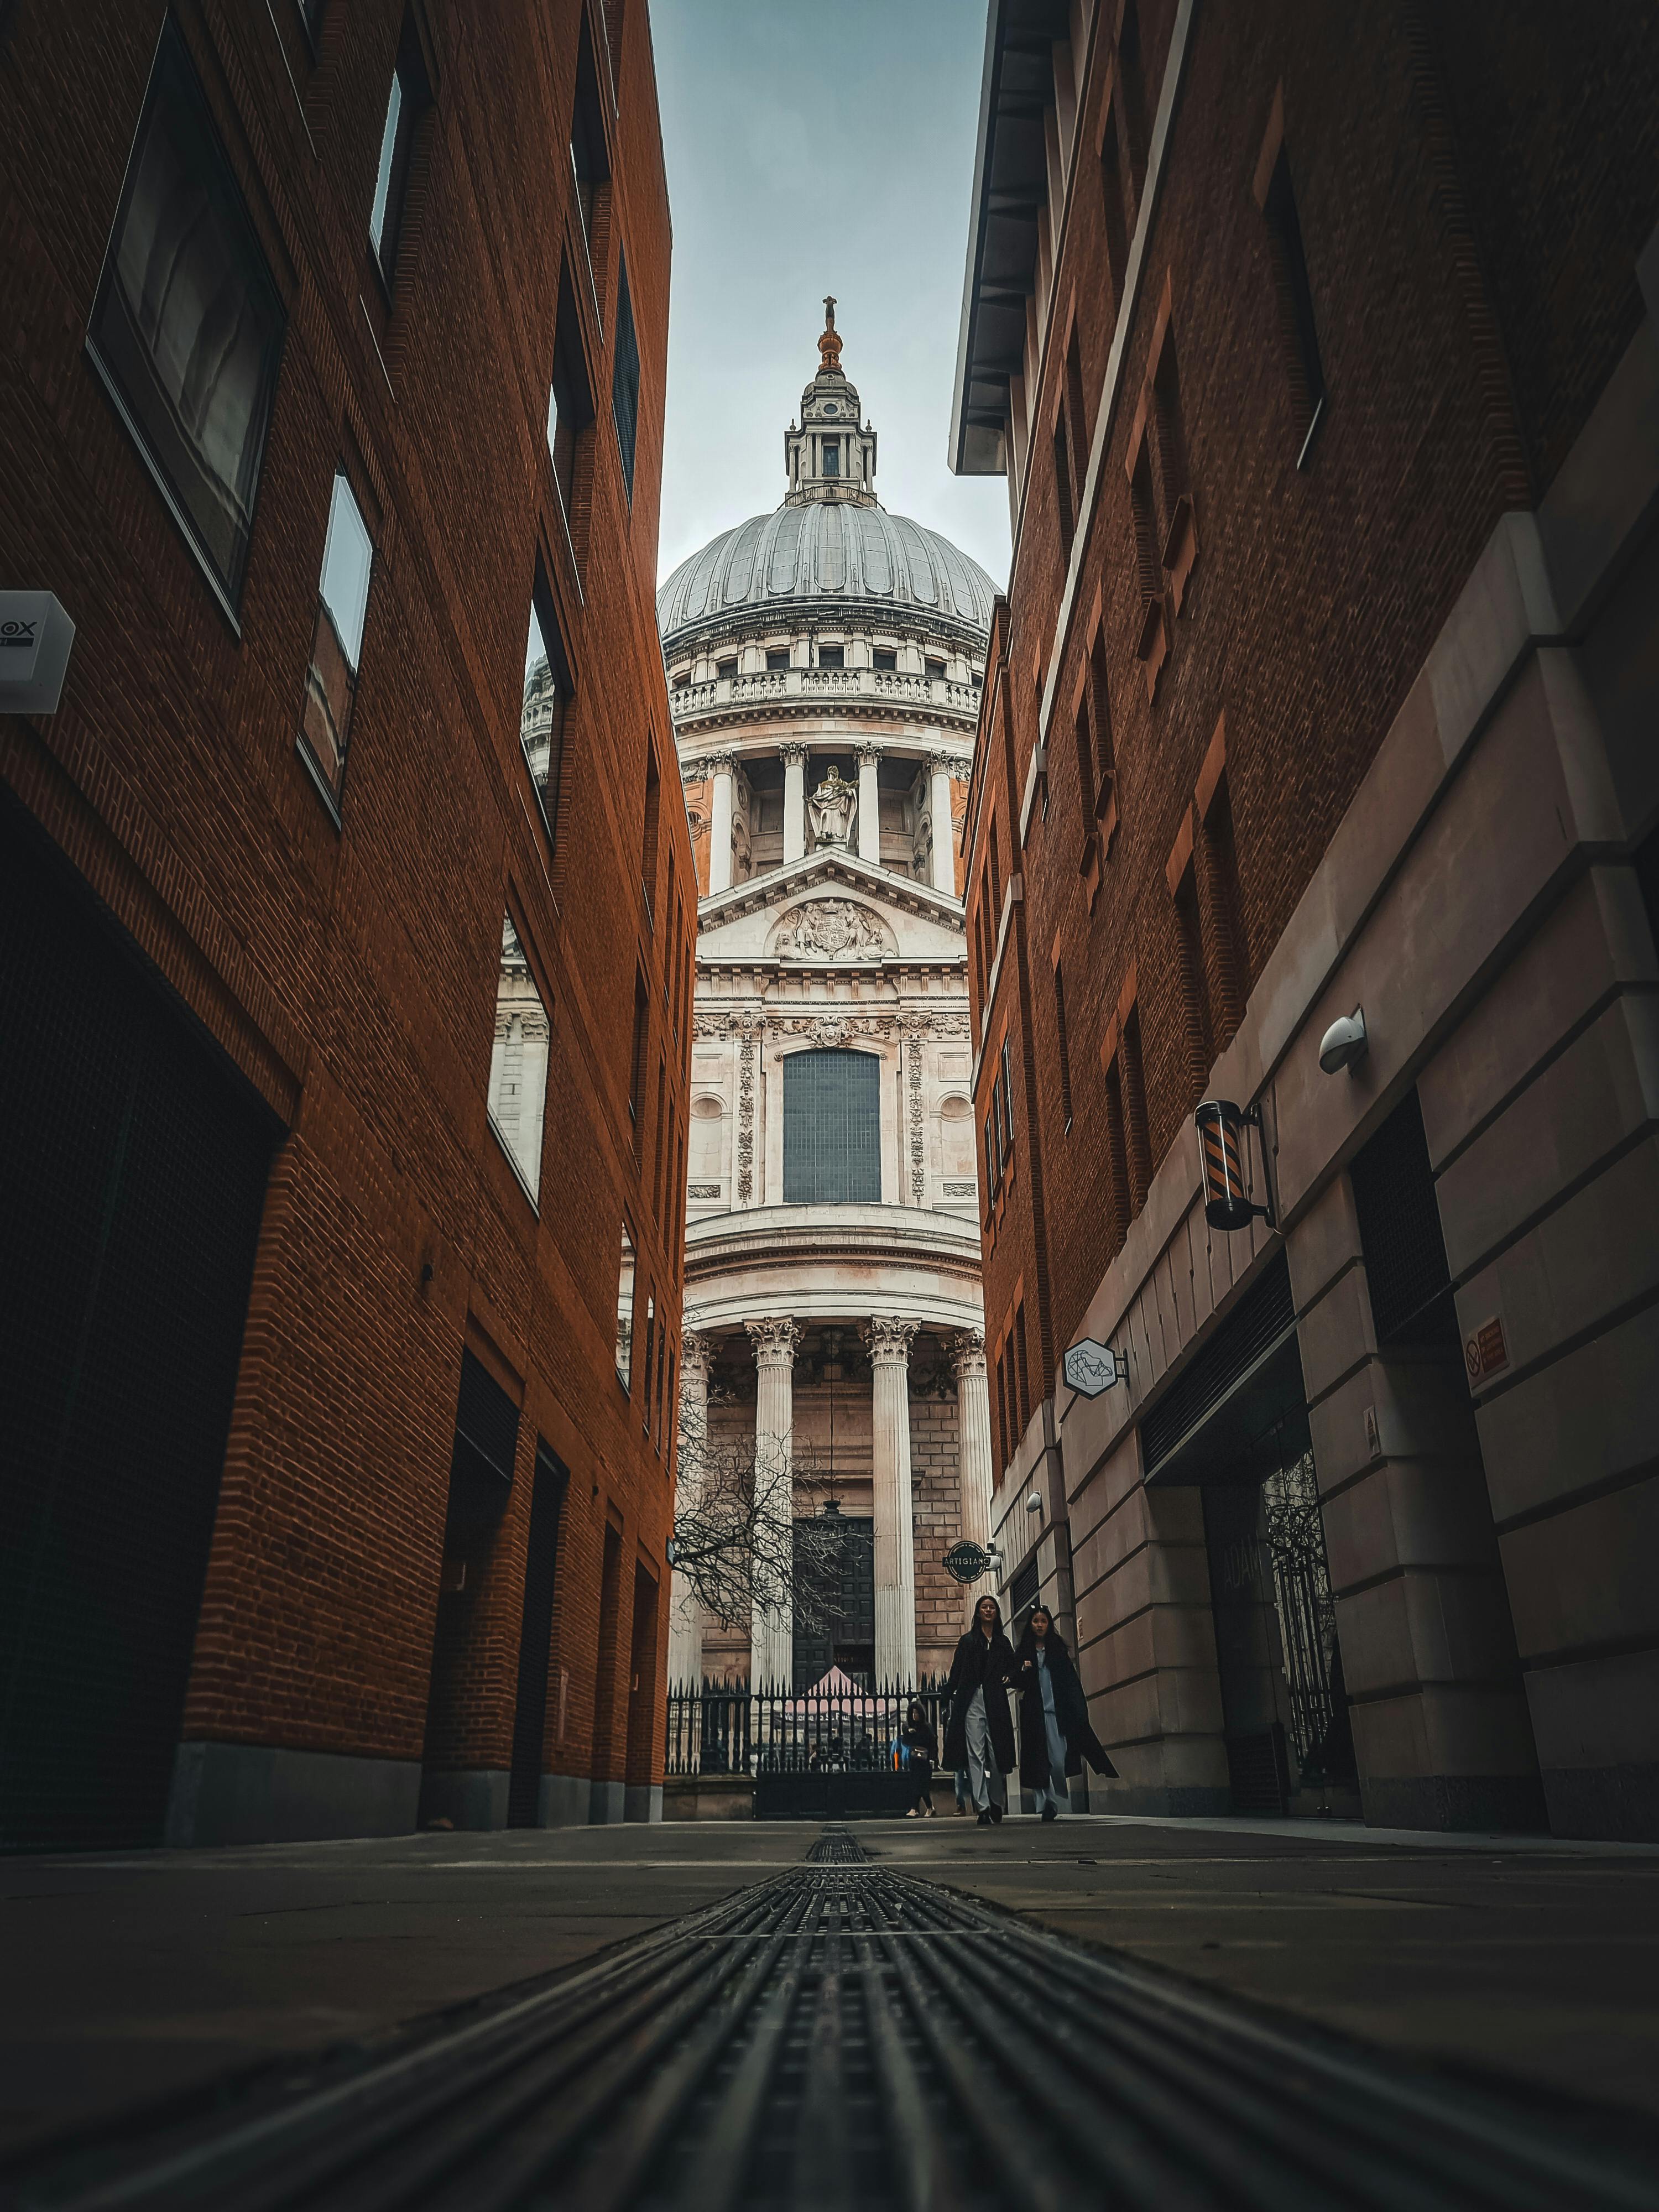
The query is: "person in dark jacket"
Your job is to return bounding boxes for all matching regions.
[1014,1607,1117,1819]
[943,1594,1018,1824]
[900,1699,937,1817]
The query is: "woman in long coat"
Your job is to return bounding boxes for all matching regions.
[943,1594,1018,1824]
[1014,1606,1117,1820]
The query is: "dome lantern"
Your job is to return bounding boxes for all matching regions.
[784,298,878,510]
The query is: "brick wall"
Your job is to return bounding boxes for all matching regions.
[0,0,688,1827]
[964,0,1659,1455]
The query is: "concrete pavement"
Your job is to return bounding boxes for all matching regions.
[3,1812,1657,2166]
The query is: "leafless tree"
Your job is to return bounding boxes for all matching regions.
[670,1390,847,1635]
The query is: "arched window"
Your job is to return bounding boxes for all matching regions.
[782,1050,880,1204]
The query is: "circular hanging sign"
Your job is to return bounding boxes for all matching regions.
[943,1540,994,1585]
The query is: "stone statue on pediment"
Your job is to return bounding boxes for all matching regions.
[806,765,857,849]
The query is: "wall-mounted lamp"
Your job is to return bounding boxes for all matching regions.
[1025,1492,1042,1515]
[1195,1098,1276,1233]
[1318,1006,1369,1076]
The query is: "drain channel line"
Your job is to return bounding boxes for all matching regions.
[4,1830,1653,2212]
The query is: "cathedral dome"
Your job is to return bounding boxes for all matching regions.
[658,299,998,653]
[657,502,997,648]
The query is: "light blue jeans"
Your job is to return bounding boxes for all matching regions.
[1032,1708,1068,1816]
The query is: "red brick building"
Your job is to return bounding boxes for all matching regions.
[954,0,1659,1837]
[0,0,691,1848]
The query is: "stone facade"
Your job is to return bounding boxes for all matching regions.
[664,318,1001,1691]
[954,1,1659,1837]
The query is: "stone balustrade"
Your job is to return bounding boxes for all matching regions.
[670,665,981,727]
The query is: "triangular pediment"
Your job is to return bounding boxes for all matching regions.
[697,848,966,967]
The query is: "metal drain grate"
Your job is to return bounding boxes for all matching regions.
[4,1846,1654,2212]
[805,1825,868,1865]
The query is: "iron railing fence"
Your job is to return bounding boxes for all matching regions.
[665,1677,952,1778]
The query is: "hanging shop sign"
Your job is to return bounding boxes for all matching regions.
[0,592,76,714]
[1062,1338,1123,1397]
[1194,1097,1276,1233]
[942,1540,1000,1585]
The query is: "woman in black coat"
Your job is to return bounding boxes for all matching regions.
[1014,1607,1117,1820]
[943,1594,1018,1824]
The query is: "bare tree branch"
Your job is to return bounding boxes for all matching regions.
[671,1392,845,1635]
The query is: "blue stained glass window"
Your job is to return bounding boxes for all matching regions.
[783,1050,880,1204]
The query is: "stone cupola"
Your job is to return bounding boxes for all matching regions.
[784,298,878,509]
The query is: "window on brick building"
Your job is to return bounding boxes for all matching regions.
[1122,1005,1151,1204]
[488,915,550,1205]
[640,741,660,920]
[641,1292,655,1432]
[294,0,326,49]
[1072,685,1096,826]
[369,11,432,289]
[615,1223,636,1389]
[1151,331,1193,591]
[1262,146,1326,462]
[571,15,611,278]
[1104,1052,1130,1245]
[873,647,898,670]
[1200,773,1248,1046]
[521,571,572,846]
[651,1055,666,1217]
[999,1039,1016,1168]
[1053,962,1074,1130]
[1172,857,1213,1100]
[996,1337,1013,1471]
[766,647,791,670]
[1129,444,1165,670]
[1052,411,1074,548]
[817,644,845,669]
[88,18,284,615]
[299,468,374,808]
[1089,630,1117,811]
[612,252,640,499]
[628,972,648,1147]
[1099,107,1129,316]
[1115,0,1149,214]
[1063,327,1088,513]
[984,1107,999,1200]
[547,263,595,533]
[1014,1302,1031,1434]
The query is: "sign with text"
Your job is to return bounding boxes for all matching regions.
[0,592,76,714]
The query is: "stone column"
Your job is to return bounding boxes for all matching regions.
[928,754,957,896]
[951,1329,997,1624]
[864,1317,920,1685]
[856,743,881,864]
[706,751,736,895]
[781,742,807,864]
[667,1331,714,1688]
[745,1317,800,1689]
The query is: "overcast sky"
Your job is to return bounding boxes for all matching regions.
[648,0,1011,594]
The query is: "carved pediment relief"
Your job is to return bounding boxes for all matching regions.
[769,898,896,963]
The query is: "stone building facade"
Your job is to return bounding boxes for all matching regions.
[661,315,1001,1689]
[1,0,688,1846]
[954,0,1659,1837]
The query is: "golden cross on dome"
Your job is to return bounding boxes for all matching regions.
[818,295,843,375]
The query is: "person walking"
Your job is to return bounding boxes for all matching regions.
[900,1699,938,1818]
[1014,1606,1117,1820]
[943,1594,1017,1824]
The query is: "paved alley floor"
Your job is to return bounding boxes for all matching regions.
[3,1811,1657,2166]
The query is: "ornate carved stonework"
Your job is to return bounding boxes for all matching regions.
[746,1316,802,1368]
[950,1329,988,1380]
[908,1048,926,1205]
[736,1027,758,1203]
[863,1316,920,1365]
[687,1183,722,1199]
[681,1330,716,1385]
[779,740,808,767]
[773,899,891,962]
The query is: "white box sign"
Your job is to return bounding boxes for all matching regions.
[0,592,76,714]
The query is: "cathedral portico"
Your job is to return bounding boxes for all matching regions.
[664,309,998,1693]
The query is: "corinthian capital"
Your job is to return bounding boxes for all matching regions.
[745,1317,802,1368]
[779,740,809,767]
[680,1329,716,1386]
[702,749,737,779]
[949,1328,988,1380]
[862,1316,920,1365]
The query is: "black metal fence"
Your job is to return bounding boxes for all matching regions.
[667,1678,954,1819]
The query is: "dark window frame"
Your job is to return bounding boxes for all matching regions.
[368,11,434,296]
[612,249,641,499]
[86,14,287,623]
[521,560,575,851]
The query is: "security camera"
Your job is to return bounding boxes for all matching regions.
[1025,1491,1042,1514]
[1318,1007,1369,1076]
